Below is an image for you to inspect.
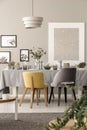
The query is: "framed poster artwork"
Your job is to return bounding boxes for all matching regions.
[0,51,11,64]
[0,35,17,48]
[20,49,29,62]
[48,22,85,63]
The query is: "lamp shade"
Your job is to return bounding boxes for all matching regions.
[22,16,43,29]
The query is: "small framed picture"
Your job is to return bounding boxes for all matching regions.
[0,35,17,48]
[20,49,29,62]
[0,51,11,64]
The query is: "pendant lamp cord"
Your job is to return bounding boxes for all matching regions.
[32,0,34,16]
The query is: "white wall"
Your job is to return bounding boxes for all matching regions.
[0,0,87,70]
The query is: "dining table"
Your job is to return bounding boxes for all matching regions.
[0,68,87,120]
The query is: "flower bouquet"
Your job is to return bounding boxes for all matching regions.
[30,47,46,60]
[30,47,46,69]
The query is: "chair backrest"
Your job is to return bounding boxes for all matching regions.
[59,68,76,84]
[23,72,45,88]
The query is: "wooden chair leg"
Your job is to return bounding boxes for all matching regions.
[44,87,48,106]
[19,88,28,106]
[38,90,40,99]
[33,89,35,102]
[30,89,34,108]
[36,89,39,105]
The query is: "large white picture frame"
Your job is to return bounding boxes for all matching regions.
[48,23,85,63]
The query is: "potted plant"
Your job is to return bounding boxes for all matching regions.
[44,64,51,70]
[45,88,87,130]
[8,61,15,69]
[53,65,57,70]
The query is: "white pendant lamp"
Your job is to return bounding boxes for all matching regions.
[22,0,43,29]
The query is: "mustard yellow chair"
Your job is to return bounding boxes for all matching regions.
[19,72,48,108]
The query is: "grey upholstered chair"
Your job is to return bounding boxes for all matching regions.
[48,68,76,106]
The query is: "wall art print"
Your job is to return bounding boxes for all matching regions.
[20,49,29,62]
[0,51,11,64]
[1,35,17,48]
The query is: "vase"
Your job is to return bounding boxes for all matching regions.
[34,59,40,69]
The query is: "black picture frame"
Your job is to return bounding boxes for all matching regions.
[0,51,11,64]
[0,35,17,48]
[20,49,29,62]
